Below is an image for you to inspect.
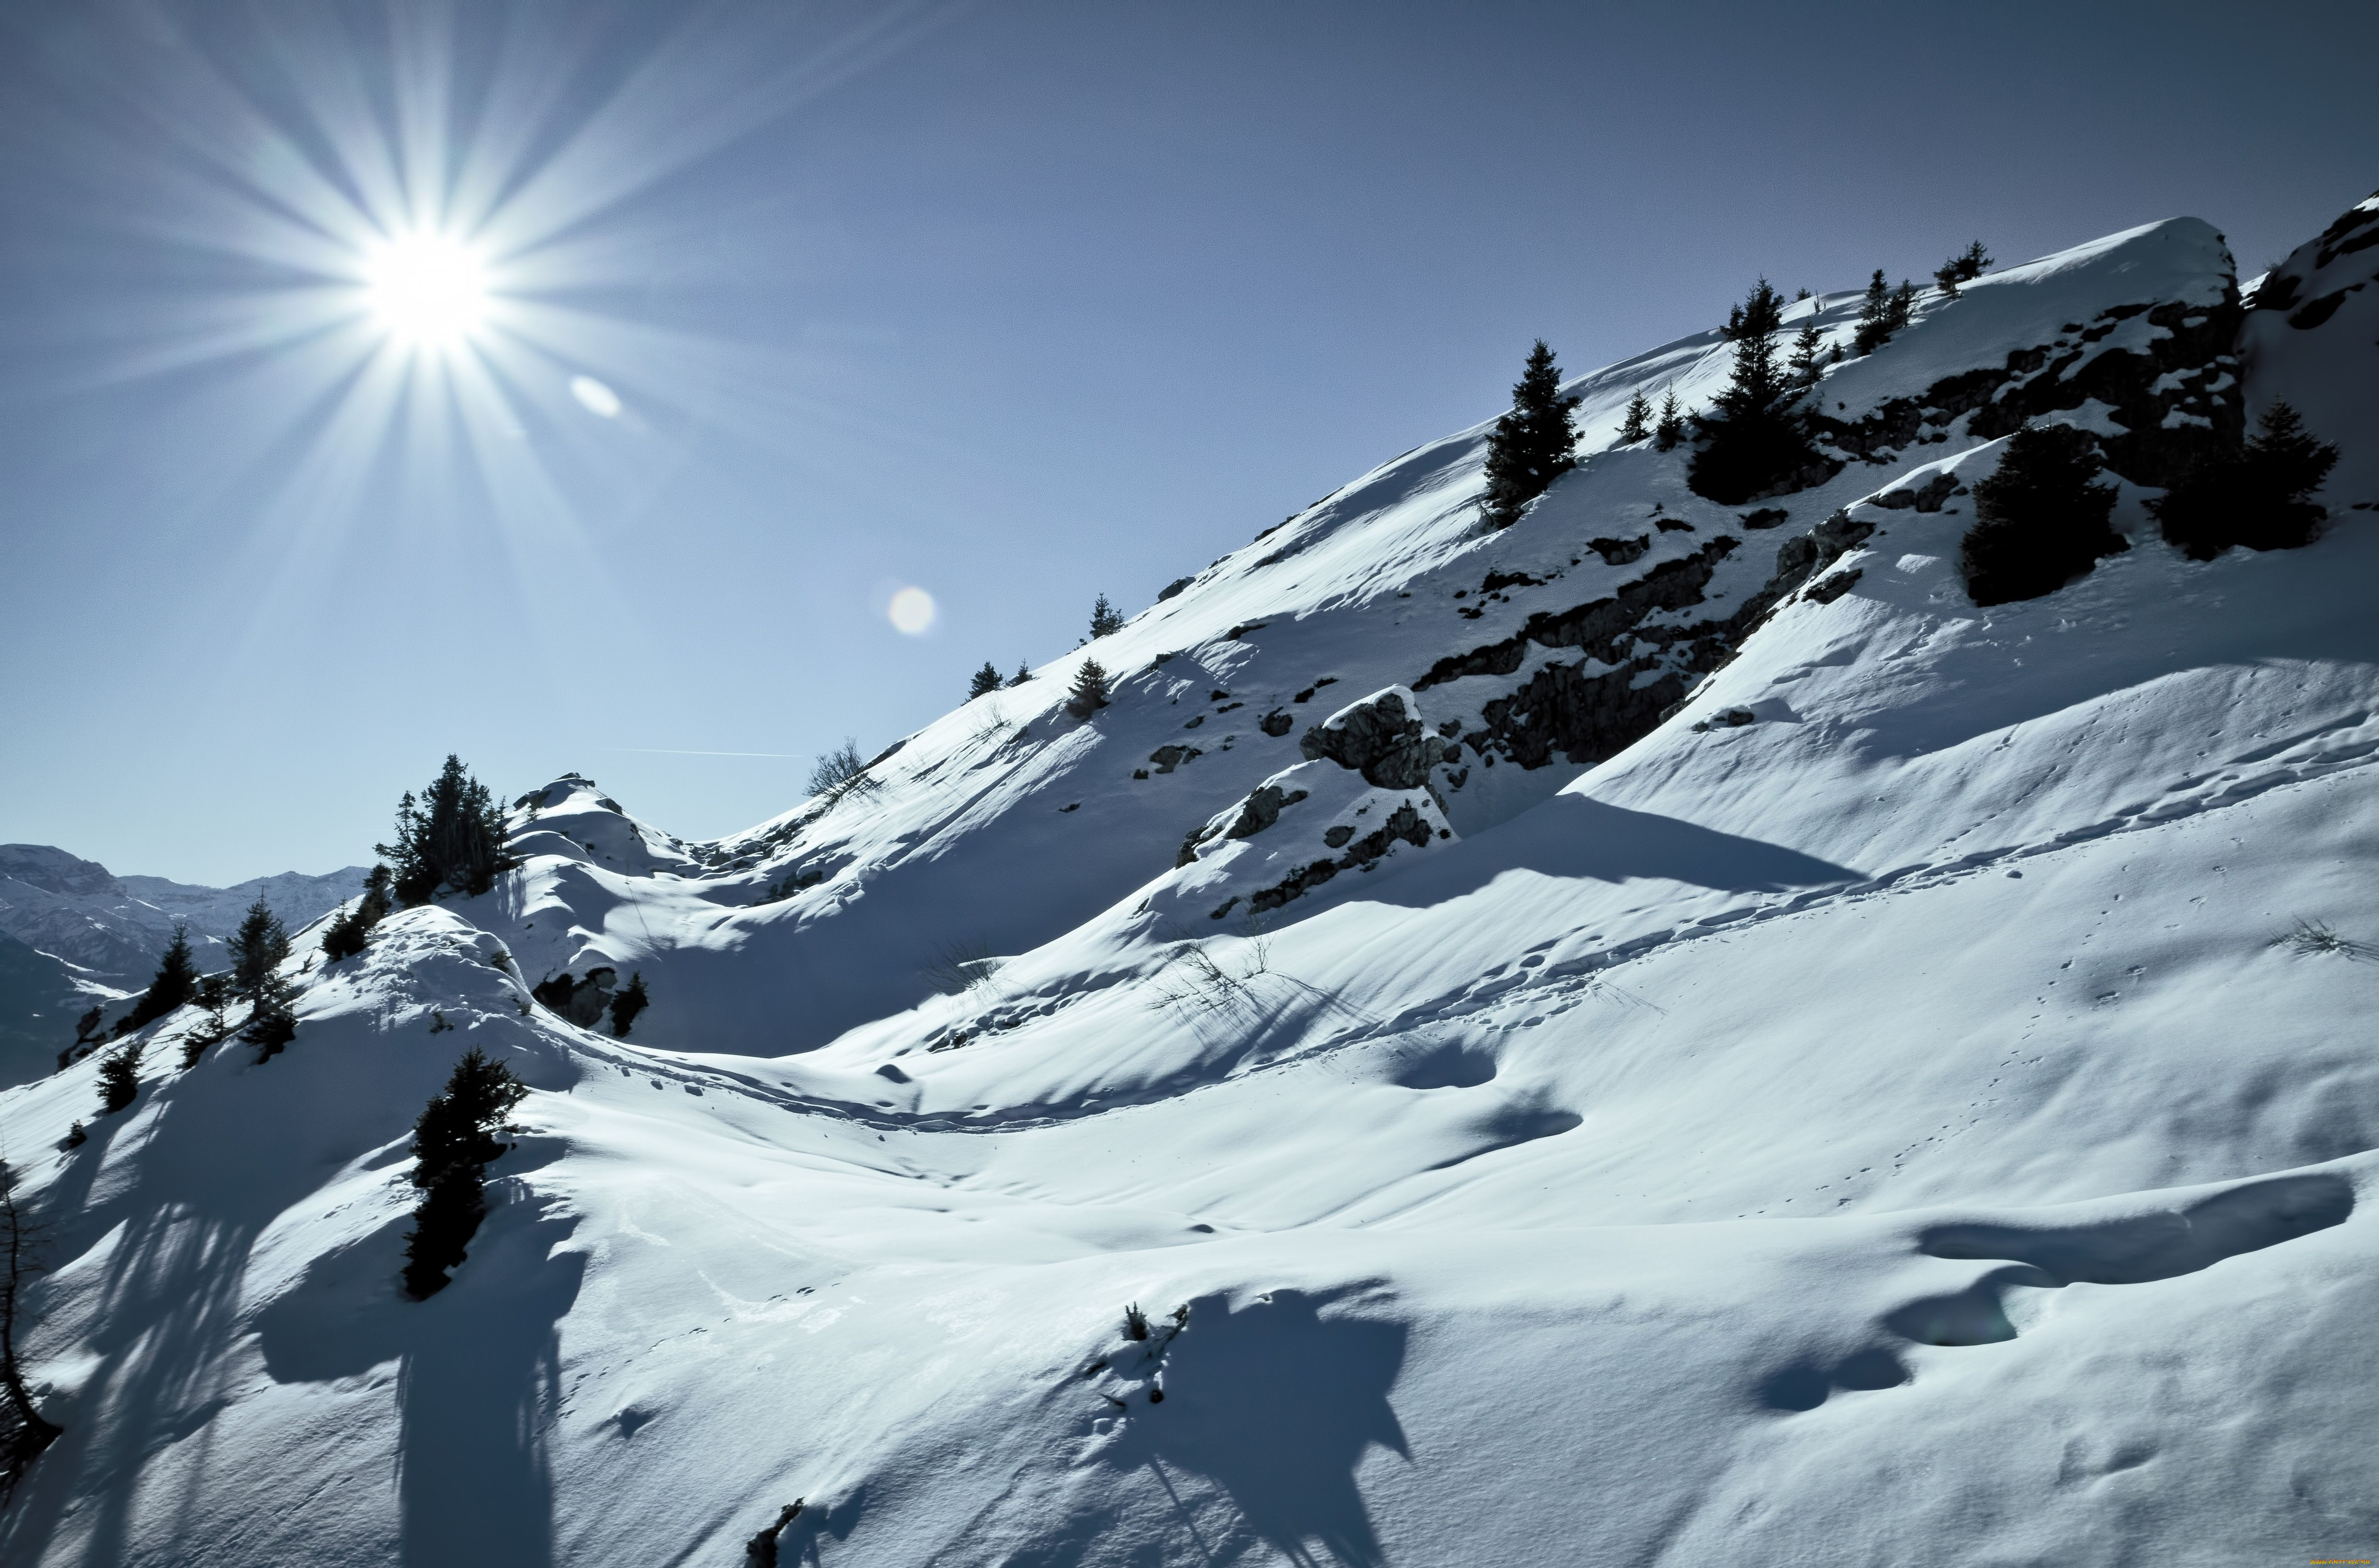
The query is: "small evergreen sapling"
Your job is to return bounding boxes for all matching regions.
[123,926,199,1032]
[243,975,298,1063]
[402,1048,529,1300]
[1617,390,1652,444]
[968,662,1004,700]
[1008,661,1031,687]
[1653,390,1686,451]
[96,1043,141,1115]
[1067,658,1112,720]
[320,865,394,961]
[1852,270,1915,355]
[609,972,649,1038]
[1787,319,1826,389]
[1935,240,1993,296]
[1087,595,1125,639]
[1958,424,2124,606]
[229,899,290,1002]
[2151,400,2340,558]
[1479,340,1583,529]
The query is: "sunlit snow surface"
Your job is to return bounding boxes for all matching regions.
[5,211,2377,1566]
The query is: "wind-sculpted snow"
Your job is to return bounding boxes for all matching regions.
[4,201,2378,1566]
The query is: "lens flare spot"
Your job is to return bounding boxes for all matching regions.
[570,375,623,418]
[887,586,936,636]
[364,232,489,346]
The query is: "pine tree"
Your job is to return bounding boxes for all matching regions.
[1688,279,1822,505]
[378,755,518,906]
[1088,595,1124,639]
[1886,280,1917,335]
[242,974,298,1062]
[1618,390,1652,444]
[1479,340,1584,529]
[229,899,290,1002]
[609,972,649,1038]
[1958,424,2124,605]
[96,1043,140,1115]
[402,1048,529,1299]
[1952,240,1991,282]
[968,662,1004,699]
[320,865,394,962]
[1787,320,1826,388]
[123,926,199,1031]
[1853,269,1893,355]
[1066,658,1111,720]
[1008,662,1031,688]
[2152,400,2340,558]
[1653,390,1686,451]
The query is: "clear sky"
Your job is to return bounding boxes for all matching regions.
[3,0,2373,886]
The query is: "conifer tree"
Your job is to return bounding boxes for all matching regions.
[968,662,1004,700]
[2152,400,2340,558]
[1087,595,1124,639]
[1689,279,1822,505]
[243,974,298,1062]
[96,1043,141,1115]
[402,1049,528,1299]
[1653,390,1686,451]
[1479,341,1583,529]
[1936,240,1992,294]
[379,755,518,906]
[1887,280,1917,335]
[320,865,394,962]
[1853,270,1893,355]
[1787,320,1826,388]
[1618,391,1652,445]
[1008,662,1031,687]
[1958,424,2124,605]
[123,926,199,1032]
[609,972,649,1038]
[1066,658,1112,720]
[229,899,290,1002]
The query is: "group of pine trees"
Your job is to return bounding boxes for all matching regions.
[380,754,516,905]
[1955,400,2337,606]
[967,594,1126,702]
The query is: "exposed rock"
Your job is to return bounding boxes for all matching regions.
[1587,535,1649,565]
[1147,746,1203,775]
[1247,804,1435,915]
[1258,709,1294,737]
[1770,510,1878,600]
[1871,472,1959,512]
[1298,688,1453,790]
[1224,784,1308,841]
[532,967,616,1029]
[1805,568,1864,605]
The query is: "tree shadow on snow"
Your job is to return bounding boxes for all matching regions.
[253,1198,586,1568]
[1101,1289,1410,1568]
[1368,794,1860,909]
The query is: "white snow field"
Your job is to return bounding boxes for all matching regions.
[3,196,2375,1568]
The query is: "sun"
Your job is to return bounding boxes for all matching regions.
[362,232,491,348]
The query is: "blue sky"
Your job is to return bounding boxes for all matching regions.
[4,0,2374,885]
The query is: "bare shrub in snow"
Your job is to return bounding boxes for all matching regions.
[921,938,1002,996]
[2280,919,2374,960]
[807,739,881,804]
[0,1161,61,1500]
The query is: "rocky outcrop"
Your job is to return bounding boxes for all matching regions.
[1299,688,1455,790]
[532,967,616,1028]
[1812,296,2245,489]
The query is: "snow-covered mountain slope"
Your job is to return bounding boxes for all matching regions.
[462,214,2255,1056]
[3,194,2375,1568]
[0,849,367,1085]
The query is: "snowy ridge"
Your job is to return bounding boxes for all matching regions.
[3,196,2377,1567]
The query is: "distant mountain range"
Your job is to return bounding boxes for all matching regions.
[0,845,365,1084]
